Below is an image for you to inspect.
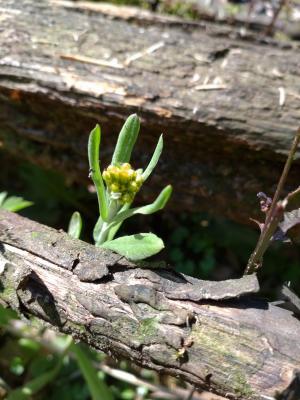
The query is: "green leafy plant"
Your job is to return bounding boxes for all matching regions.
[69,114,172,260]
[0,192,33,212]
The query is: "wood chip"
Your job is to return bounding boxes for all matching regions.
[60,54,124,69]
[124,41,165,66]
[278,86,286,107]
[194,84,227,91]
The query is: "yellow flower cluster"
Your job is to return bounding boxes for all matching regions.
[102,163,143,204]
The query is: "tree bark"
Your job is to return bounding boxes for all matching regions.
[0,0,300,223]
[0,209,299,399]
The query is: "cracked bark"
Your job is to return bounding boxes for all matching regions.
[0,210,299,400]
[0,0,300,224]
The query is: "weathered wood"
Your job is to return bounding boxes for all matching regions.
[0,209,299,399]
[0,0,300,223]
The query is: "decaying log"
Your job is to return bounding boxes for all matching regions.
[0,209,299,399]
[0,0,300,224]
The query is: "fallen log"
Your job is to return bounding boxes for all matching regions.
[0,209,299,399]
[0,0,300,223]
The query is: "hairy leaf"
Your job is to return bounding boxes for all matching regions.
[0,195,33,212]
[68,211,82,239]
[101,233,164,260]
[106,185,172,233]
[112,114,140,166]
[142,135,163,181]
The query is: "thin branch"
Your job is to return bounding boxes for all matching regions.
[245,127,300,274]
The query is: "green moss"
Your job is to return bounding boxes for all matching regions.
[1,286,15,301]
[191,321,258,397]
[137,317,158,339]
[191,322,257,366]
[30,231,39,238]
[231,371,254,398]
[65,321,87,336]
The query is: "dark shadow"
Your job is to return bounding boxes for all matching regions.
[19,270,63,327]
[201,297,269,310]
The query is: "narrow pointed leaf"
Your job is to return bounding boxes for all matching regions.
[142,134,163,181]
[71,343,113,400]
[1,196,33,212]
[68,211,82,239]
[106,185,172,232]
[93,215,104,243]
[111,114,140,165]
[88,124,108,221]
[101,233,164,260]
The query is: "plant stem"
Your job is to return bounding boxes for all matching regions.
[245,127,300,275]
[96,199,121,245]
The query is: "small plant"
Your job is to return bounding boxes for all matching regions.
[68,114,172,261]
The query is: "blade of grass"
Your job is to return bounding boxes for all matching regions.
[71,343,113,400]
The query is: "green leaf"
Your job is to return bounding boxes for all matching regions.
[100,233,164,260]
[111,114,140,166]
[142,135,163,181]
[93,216,104,243]
[71,343,113,400]
[68,211,83,239]
[0,192,7,207]
[88,124,108,221]
[1,196,33,212]
[105,185,172,232]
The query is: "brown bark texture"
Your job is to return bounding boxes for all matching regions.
[0,0,300,223]
[0,209,299,399]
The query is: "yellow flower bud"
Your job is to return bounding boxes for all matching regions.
[122,193,132,204]
[102,163,144,204]
[107,165,115,173]
[121,163,131,170]
[102,170,109,180]
[127,169,135,179]
[110,183,120,193]
[129,181,138,192]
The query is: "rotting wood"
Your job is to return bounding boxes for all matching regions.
[0,0,300,223]
[0,209,300,400]
[54,0,300,39]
